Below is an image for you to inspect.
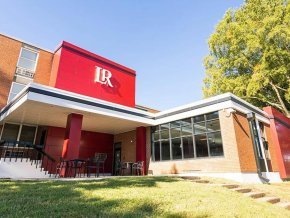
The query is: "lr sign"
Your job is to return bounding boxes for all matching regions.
[94,66,113,87]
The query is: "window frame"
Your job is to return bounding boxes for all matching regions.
[16,46,39,72]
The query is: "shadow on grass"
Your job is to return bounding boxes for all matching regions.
[0,176,184,218]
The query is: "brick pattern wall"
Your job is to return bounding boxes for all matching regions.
[147,110,242,175]
[264,124,279,172]
[0,35,22,109]
[33,50,53,85]
[114,130,136,162]
[233,112,257,172]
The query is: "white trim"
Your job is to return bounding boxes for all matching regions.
[16,47,39,73]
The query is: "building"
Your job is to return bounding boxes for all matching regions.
[0,33,289,182]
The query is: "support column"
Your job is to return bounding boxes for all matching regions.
[136,126,147,175]
[62,113,83,160]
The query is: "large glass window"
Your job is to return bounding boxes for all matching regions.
[17,47,38,71]
[7,82,26,103]
[151,111,224,162]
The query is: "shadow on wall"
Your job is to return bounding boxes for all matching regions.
[0,69,12,109]
[0,177,181,217]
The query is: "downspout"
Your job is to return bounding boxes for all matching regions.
[246,112,269,183]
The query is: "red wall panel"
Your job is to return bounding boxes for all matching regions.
[264,106,290,179]
[50,42,136,107]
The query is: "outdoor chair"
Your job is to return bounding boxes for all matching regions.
[85,157,98,177]
[94,153,107,176]
[116,161,130,176]
[55,158,67,178]
[132,161,144,176]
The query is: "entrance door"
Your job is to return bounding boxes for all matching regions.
[113,143,121,175]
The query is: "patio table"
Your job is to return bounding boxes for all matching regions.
[123,162,134,175]
[68,159,87,177]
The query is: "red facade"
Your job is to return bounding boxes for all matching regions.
[49,41,136,107]
[264,106,290,179]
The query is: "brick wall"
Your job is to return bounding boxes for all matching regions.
[233,112,257,172]
[0,35,22,109]
[114,130,136,162]
[148,110,242,174]
[33,50,53,85]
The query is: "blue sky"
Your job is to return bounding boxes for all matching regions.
[0,0,243,110]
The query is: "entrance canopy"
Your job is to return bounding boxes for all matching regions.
[0,83,155,134]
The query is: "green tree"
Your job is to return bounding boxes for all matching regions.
[203,0,290,117]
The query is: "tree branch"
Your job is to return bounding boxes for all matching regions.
[241,96,283,110]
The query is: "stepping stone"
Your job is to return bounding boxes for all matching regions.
[194,179,210,184]
[245,192,266,199]
[181,176,201,180]
[258,196,280,204]
[232,187,252,193]
[276,202,290,210]
[220,184,239,189]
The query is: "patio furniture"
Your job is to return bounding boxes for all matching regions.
[55,158,67,178]
[67,159,86,177]
[85,157,98,177]
[94,153,107,177]
[132,161,144,176]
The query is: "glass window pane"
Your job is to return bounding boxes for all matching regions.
[182,136,194,159]
[171,138,182,159]
[170,127,180,138]
[154,142,160,161]
[21,49,38,61]
[153,132,159,141]
[11,83,26,94]
[195,134,209,157]
[171,120,181,128]
[1,124,20,141]
[193,122,207,134]
[181,125,192,136]
[206,112,219,120]
[151,126,159,132]
[206,119,221,132]
[160,130,169,139]
[18,58,36,70]
[19,125,36,144]
[160,123,170,130]
[180,118,191,126]
[208,132,223,156]
[161,140,170,160]
[193,115,205,123]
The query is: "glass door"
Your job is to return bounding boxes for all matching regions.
[113,143,121,175]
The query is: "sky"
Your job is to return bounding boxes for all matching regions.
[0,0,244,110]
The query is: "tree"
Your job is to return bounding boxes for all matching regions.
[203,0,290,117]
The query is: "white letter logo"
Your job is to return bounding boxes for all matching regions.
[95,66,113,87]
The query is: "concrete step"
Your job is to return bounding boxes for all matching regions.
[245,192,266,199]
[258,196,280,204]
[220,184,239,189]
[275,202,290,210]
[232,187,252,193]
[181,176,201,181]
[194,179,210,184]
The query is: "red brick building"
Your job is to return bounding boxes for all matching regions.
[0,33,289,182]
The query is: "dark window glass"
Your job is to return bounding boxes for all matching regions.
[180,118,191,126]
[170,127,180,138]
[154,142,160,161]
[206,119,220,132]
[206,112,219,120]
[181,125,192,136]
[171,120,181,128]
[1,124,20,141]
[182,136,194,158]
[19,125,36,144]
[153,132,159,141]
[160,123,170,130]
[194,115,205,123]
[160,130,169,140]
[151,126,159,132]
[195,134,209,157]
[194,122,206,134]
[208,132,223,156]
[172,138,182,159]
[161,140,170,160]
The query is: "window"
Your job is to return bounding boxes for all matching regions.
[151,111,224,162]
[0,123,37,146]
[7,82,26,103]
[17,47,38,71]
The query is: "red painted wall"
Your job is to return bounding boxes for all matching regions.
[264,106,290,179]
[44,126,114,174]
[49,41,136,107]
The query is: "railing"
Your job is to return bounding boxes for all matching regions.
[15,67,35,79]
[0,140,56,176]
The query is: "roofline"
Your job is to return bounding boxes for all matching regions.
[0,32,53,53]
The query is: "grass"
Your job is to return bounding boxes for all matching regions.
[0,176,290,218]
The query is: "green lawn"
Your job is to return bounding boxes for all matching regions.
[0,177,289,218]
